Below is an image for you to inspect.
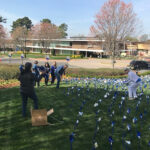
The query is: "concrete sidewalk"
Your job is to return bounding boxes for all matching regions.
[0,57,131,69]
[30,58,131,69]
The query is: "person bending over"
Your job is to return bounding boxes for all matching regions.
[18,62,38,117]
[124,68,141,100]
[38,64,50,86]
[32,61,40,87]
[51,61,57,84]
[55,64,68,88]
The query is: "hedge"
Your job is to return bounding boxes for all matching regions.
[0,64,150,80]
[66,68,126,78]
[0,64,19,80]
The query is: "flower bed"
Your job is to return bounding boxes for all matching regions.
[0,79,19,89]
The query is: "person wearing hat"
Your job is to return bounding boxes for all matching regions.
[55,64,68,88]
[18,62,38,117]
[124,68,141,100]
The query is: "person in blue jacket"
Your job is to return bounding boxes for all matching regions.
[38,63,50,86]
[55,64,68,88]
[19,64,24,73]
[18,62,38,117]
[32,61,40,87]
[51,61,57,84]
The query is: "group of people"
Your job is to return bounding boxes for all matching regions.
[18,61,68,117]
[32,61,56,87]
[20,61,68,88]
[18,60,141,117]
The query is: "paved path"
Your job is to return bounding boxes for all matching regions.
[30,58,131,69]
[68,59,130,69]
[0,58,77,68]
[0,58,131,69]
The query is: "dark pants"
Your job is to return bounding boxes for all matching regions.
[45,74,49,85]
[55,73,61,88]
[35,74,40,87]
[39,73,49,85]
[21,92,38,117]
[51,73,56,84]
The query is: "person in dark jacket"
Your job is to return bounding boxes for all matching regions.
[44,62,51,85]
[32,61,40,87]
[18,62,38,117]
[51,61,57,84]
[55,64,68,88]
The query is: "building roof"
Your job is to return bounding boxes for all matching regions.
[26,45,104,53]
[26,38,105,42]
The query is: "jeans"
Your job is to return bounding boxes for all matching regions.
[55,73,61,88]
[20,92,38,117]
[51,73,56,84]
[39,73,49,85]
[45,73,49,85]
[35,74,40,87]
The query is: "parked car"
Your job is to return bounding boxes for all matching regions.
[130,60,149,70]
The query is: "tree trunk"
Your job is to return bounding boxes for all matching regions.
[112,41,116,70]
[24,39,27,58]
[112,52,115,70]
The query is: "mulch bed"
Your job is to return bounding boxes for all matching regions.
[0,80,19,89]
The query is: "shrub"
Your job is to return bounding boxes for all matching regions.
[139,71,150,76]
[0,64,19,80]
[15,51,22,54]
[71,55,81,59]
[66,68,125,78]
[0,63,150,80]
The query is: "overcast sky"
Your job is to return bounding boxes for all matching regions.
[0,0,150,37]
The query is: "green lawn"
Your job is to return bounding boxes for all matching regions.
[0,81,150,150]
[0,53,45,59]
[0,53,82,59]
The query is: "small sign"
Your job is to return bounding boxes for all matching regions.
[8,53,12,57]
[21,54,24,59]
[66,56,70,61]
[16,47,19,51]
[46,55,50,60]
[112,60,116,63]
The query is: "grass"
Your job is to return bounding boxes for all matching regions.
[0,79,150,150]
[0,53,82,60]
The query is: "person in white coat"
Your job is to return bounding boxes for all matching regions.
[124,68,141,100]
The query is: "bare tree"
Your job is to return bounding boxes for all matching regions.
[139,34,149,42]
[0,24,7,52]
[30,22,62,53]
[11,26,28,57]
[90,0,139,68]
